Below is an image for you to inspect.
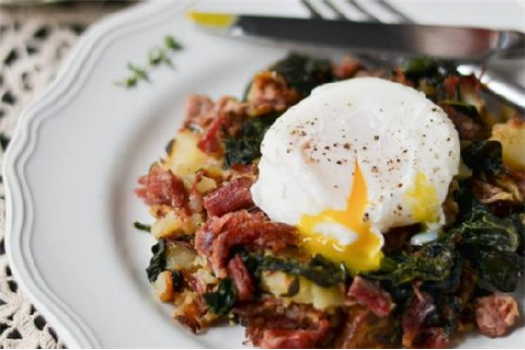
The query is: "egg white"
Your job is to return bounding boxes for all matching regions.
[251,77,460,271]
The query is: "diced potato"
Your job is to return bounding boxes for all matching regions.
[165,241,198,272]
[261,271,296,296]
[151,211,184,240]
[310,282,344,310]
[154,271,174,302]
[290,278,344,311]
[460,86,484,113]
[173,289,218,332]
[262,272,344,311]
[491,118,525,171]
[192,268,218,288]
[195,176,218,194]
[165,129,220,176]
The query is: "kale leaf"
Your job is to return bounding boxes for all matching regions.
[513,214,525,255]
[403,58,439,80]
[451,186,524,292]
[256,254,347,287]
[464,249,523,292]
[457,212,520,252]
[172,270,184,292]
[270,53,333,97]
[146,239,166,283]
[373,241,456,285]
[462,140,503,176]
[424,255,463,294]
[403,58,458,82]
[298,255,349,287]
[454,183,483,223]
[224,114,278,166]
[203,278,237,315]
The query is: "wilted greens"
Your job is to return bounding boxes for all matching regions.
[452,195,524,292]
[241,253,347,288]
[403,57,458,82]
[372,240,456,285]
[146,239,166,283]
[270,54,333,97]
[462,140,503,176]
[224,114,278,166]
[203,278,237,315]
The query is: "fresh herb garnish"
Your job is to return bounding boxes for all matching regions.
[165,35,182,51]
[116,35,182,88]
[133,221,151,233]
[203,278,237,315]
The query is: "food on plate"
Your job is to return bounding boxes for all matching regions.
[135,54,524,348]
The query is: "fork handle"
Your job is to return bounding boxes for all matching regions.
[494,31,525,59]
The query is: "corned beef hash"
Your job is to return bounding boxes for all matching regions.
[135,55,524,348]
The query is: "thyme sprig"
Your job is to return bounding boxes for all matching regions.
[116,35,182,88]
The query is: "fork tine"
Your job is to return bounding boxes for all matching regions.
[322,0,348,20]
[376,0,415,23]
[346,0,380,22]
[300,0,323,19]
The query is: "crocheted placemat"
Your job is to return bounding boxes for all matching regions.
[0,3,131,348]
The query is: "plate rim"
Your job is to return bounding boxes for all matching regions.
[3,1,194,347]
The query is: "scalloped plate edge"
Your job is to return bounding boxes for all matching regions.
[3,1,194,348]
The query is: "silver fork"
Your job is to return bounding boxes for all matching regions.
[300,0,525,112]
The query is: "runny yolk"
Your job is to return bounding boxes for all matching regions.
[298,161,383,274]
[405,172,440,224]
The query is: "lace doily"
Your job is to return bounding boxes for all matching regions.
[0,3,130,348]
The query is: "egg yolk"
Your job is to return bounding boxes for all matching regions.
[298,161,383,273]
[405,172,440,224]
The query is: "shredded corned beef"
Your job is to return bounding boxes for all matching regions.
[211,220,297,277]
[197,115,225,154]
[258,319,330,349]
[228,254,255,302]
[135,165,188,210]
[184,94,215,129]
[441,104,484,141]
[475,293,519,338]
[347,276,395,317]
[402,291,436,348]
[196,210,263,257]
[237,300,330,349]
[203,177,255,217]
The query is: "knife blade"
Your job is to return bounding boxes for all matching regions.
[188,12,525,61]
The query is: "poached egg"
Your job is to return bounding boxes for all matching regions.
[251,77,460,273]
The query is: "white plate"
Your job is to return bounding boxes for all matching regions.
[4,0,525,348]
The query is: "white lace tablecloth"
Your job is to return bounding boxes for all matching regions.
[0,3,131,348]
